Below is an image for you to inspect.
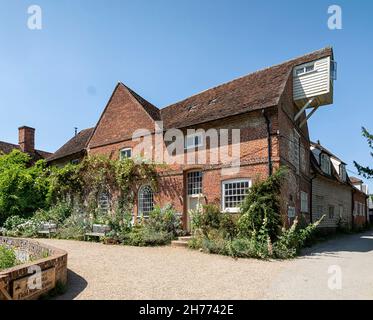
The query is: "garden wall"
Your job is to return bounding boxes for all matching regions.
[0,237,67,300]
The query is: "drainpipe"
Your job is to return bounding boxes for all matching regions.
[262,109,273,176]
[351,189,355,230]
[310,173,316,224]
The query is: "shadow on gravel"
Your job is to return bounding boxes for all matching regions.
[299,230,373,258]
[54,270,88,300]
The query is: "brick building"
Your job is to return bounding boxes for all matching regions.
[350,176,369,228]
[49,47,335,231]
[0,126,51,161]
[310,141,368,231]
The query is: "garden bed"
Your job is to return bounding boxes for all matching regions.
[0,237,67,300]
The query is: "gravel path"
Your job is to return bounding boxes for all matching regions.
[38,230,373,300]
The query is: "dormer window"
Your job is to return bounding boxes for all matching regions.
[320,153,331,175]
[340,164,347,182]
[120,148,132,160]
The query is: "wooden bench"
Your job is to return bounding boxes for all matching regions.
[37,222,57,238]
[85,224,111,241]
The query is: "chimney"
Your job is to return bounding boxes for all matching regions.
[18,126,35,154]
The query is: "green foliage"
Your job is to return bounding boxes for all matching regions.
[191,204,238,239]
[146,204,183,236]
[0,245,17,270]
[56,211,91,240]
[238,168,285,241]
[354,127,373,179]
[33,201,72,224]
[189,167,322,260]
[123,225,172,247]
[273,216,324,259]
[0,150,51,224]
[121,205,181,246]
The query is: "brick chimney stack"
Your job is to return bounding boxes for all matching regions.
[18,126,35,154]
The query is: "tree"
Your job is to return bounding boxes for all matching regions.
[354,127,373,179]
[0,150,51,224]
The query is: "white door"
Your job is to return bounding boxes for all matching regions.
[187,196,201,233]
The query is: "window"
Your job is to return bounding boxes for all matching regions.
[316,205,323,219]
[222,179,251,213]
[315,195,324,219]
[187,171,202,195]
[340,164,347,182]
[185,133,203,150]
[120,148,132,160]
[305,65,314,72]
[320,153,331,175]
[354,201,358,216]
[300,191,308,213]
[328,205,335,219]
[339,205,344,219]
[71,159,80,165]
[98,191,110,214]
[138,185,154,217]
[295,63,315,76]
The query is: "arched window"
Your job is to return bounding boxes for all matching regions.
[138,185,154,217]
[98,191,110,214]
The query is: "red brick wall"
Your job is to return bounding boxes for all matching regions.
[18,126,35,154]
[87,79,311,230]
[88,84,157,149]
[353,189,368,228]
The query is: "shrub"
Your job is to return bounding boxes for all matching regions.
[146,204,182,236]
[33,201,72,224]
[57,211,91,240]
[0,245,17,270]
[238,168,285,241]
[121,205,181,246]
[273,216,325,259]
[123,225,172,246]
[0,150,51,224]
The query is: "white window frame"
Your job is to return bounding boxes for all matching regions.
[187,171,203,196]
[138,185,154,218]
[294,62,315,76]
[120,148,132,160]
[222,179,251,213]
[300,191,308,213]
[185,132,203,150]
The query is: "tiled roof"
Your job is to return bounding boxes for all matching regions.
[47,128,94,162]
[0,141,51,161]
[122,84,161,121]
[310,141,345,164]
[52,47,334,159]
[160,47,333,128]
[349,176,363,184]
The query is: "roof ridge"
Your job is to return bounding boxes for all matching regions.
[118,82,161,120]
[161,47,332,111]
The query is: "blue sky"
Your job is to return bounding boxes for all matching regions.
[0,0,372,189]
